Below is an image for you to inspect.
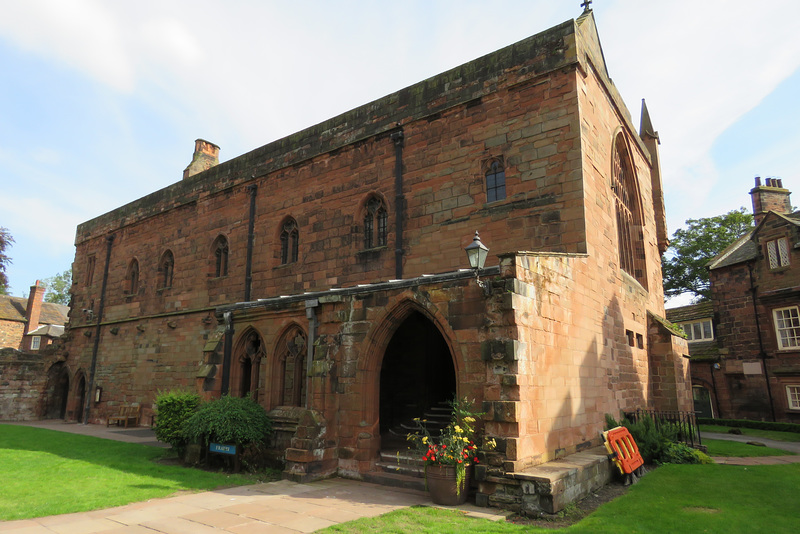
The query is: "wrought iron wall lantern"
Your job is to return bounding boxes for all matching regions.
[465,231,491,296]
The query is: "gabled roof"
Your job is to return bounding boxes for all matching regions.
[0,295,69,326]
[707,210,800,270]
[665,301,714,323]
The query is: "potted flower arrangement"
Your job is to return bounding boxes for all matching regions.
[407,397,492,505]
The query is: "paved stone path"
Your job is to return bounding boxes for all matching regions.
[701,431,800,466]
[0,421,509,533]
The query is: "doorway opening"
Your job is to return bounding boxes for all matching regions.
[74,374,86,423]
[43,362,69,419]
[379,311,456,449]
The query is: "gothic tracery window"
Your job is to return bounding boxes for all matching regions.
[125,259,139,295]
[611,134,647,288]
[364,196,388,249]
[274,327,307,407]
[158,250,174,289]
[280,218,299,264]
[212,235,229,277]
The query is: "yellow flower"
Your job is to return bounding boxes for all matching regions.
[454,425,462,434]
[464,416,475,423]
[422,436,428,444]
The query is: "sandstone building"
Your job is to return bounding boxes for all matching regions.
[58,11,689,507]
[670,178,800,423]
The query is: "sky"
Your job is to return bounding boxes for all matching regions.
[1,0,799,306]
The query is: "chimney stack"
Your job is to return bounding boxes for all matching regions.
[183,139,220,180]
[750,176,792,225]
[23,280,46,336]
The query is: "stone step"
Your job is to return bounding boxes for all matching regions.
[379,449,422,465]
[375,460,424,478]
[364,470,427,492]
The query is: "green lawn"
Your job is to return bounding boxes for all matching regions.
[699,424,800,442]
[703,438,795,457]
[0,425,275,520]
[322,464,800,533]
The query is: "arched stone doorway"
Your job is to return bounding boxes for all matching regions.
[379,310,456,448]
[43,362,70,419]
[74,373,86,423]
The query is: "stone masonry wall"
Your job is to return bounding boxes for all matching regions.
[0,348,49,420]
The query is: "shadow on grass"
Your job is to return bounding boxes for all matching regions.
[0,424,252,491]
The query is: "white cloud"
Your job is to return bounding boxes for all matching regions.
[0,0,135,92]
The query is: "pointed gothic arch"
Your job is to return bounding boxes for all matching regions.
[231,327,265,400]
[158,249,174,289]
[611,132,648,289]
[71,370,87,423]
[357,296,462,451]
[360,194,389,249]
[267,323,308,409]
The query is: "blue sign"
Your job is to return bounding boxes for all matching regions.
[209,442,237,455]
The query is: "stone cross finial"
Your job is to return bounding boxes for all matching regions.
[581,0,592,13]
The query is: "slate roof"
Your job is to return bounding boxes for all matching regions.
[685,340,720,362]
[0,295,69,326]
[665,301,713,323]
[708,211,800,270]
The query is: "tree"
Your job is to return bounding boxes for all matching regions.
[662,208,754,301]
[0,227,13,295]
[43,268,72,305]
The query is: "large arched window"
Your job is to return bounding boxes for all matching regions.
[212,235,229,277]
[125,259,139,295]
[280,218,299,265]
[158,250,174,289]
[270,325,307,408]
[233,329,264,400]
[364,196,388,249]
[611,134,647,288]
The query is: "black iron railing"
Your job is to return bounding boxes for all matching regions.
[624,409,702,448]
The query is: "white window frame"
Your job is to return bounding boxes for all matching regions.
[30,336,41,350]
[773,306,800,350]
[680,320,714,342]
[766,237,790,269]
[787,385,800,410]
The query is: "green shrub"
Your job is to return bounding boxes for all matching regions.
[154,390,202,455]
[659,442,712,465]
[697,417,800,434]
[605,413,702,465]
[182,395,272,447]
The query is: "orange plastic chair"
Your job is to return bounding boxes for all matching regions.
[603,426,644,475]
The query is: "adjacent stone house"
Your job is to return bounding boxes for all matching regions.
[57,11,688,506]
[0,281,69,421]
[672,178,800,423]
[0,281,67,351]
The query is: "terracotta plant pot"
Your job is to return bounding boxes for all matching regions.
[425,464,471,505]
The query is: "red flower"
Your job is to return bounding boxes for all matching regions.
[474,457,479,463]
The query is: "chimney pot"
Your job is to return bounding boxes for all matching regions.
[778,179,783,188]
[755,176,762,186]
[183,139,220,180]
